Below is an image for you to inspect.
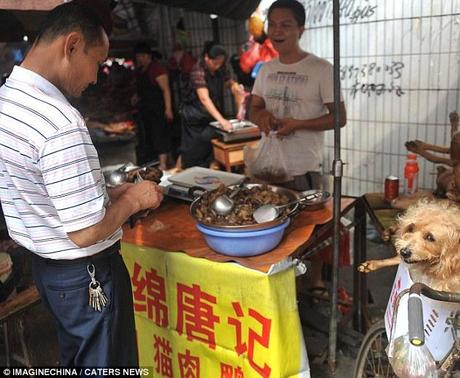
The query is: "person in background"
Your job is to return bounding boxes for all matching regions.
[168,42,196,82]
[167,42,197,172]
[134,42,173,169]
[180,41,243,169]
[0,2,163,367]
[249,0,347,294]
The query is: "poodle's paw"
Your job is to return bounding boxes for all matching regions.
[357,260,379,273]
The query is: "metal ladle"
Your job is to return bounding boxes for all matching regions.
[107,169,128,187]
[106,160,157,187]
[211,183,245,216]
[252,192,322,224]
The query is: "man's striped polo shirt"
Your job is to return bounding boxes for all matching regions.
[0,66,121,259]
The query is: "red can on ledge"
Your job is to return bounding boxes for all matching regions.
[384,176,399,203]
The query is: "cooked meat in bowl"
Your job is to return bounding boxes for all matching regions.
[194,184,291,226]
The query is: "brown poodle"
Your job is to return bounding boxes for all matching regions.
[358,200,460,292]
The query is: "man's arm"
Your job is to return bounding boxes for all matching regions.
[276,102,347,136]
[155,74,173,122]
[68,181,163,248]
[249,94,278,135]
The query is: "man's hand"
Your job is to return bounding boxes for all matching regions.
[107,183,134,201]
[258,112,279,135]
[123,181,164,213]
[68,181,163,248]
[276,118,298,137]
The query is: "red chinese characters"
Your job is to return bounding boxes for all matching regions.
[132,262,168,327]
[221,362,244,378]
[178,349,200,378]
[153,335,173,377]
[228,302,272,378]
[176,283,220,349]
[386,277,402,332]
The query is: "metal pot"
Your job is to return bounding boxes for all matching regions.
[189,183,300,232]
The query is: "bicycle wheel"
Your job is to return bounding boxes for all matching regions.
[353,320,397,377]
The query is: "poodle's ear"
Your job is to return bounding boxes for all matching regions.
[437,235,460,279]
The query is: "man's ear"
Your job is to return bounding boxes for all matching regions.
[299,26,305,39]
[63,31,82,59]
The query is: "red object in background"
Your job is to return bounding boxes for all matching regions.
[404,153,420,195]
[384,175,399,203]
[240,38,278,74]
[310,222,351,267]
[168,51,197,75]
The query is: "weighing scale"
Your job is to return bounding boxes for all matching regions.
[159,167,245,202]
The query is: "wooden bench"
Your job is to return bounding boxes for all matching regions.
[0,286,41,366]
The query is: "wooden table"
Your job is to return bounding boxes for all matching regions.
[122,195,367,366]
[211,138,259,172]
[122,196,356,273]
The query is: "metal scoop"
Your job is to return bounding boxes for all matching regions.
[107,169,128,187]
[106,160,158,187]
[252,192,323,224]
[211,182,246,216]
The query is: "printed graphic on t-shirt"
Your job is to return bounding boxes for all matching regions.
[265,72,309,118]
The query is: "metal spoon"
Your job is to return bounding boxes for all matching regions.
[106,160,157,187]
[107,169,128,187]
[211,183,245,216]
[253,192,323,224]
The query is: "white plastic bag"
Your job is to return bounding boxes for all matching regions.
[244,132,292,183]
[387,334,438,378]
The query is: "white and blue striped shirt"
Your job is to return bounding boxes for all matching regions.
[0,66,122,259]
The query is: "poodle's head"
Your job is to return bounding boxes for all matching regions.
[394,200,460,274]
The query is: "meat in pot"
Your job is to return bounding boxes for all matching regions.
[194,184,290,225]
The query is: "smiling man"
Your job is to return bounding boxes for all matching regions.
[0,1,163,368]
[249,0,347,292]
[250,0,347,192]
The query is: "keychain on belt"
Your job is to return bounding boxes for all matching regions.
[87,264,108,311]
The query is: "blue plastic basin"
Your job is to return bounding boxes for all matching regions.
[196,218,290,257]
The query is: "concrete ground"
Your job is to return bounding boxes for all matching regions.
[0,233,397,377]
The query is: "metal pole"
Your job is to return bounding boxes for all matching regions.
[328,0,342,372]
[211,16,220,42]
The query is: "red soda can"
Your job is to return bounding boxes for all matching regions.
[384,176,399,202]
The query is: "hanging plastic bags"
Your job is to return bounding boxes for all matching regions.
[244,132,292,183]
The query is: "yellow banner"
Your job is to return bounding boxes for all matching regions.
[122,242,309,378]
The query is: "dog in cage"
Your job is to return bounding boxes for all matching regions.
[358,199,460,292]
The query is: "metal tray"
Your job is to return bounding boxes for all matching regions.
[168,167,244,191]
[298,190,331,210]
[209,119,259,134]
[190,183,300,232]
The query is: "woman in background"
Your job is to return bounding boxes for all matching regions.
[180,41,242,169]
[134,42,173,169]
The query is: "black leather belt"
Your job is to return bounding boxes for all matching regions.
[42,241,121,266]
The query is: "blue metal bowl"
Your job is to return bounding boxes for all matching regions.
[196,218,290,257]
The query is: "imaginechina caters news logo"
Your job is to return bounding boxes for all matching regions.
[3,367,151,376]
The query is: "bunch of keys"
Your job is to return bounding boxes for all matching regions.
[87,264,108,312]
